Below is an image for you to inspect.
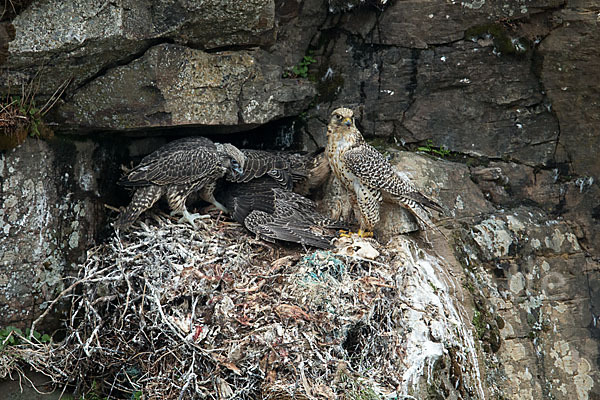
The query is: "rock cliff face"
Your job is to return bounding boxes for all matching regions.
[1,0,599,399]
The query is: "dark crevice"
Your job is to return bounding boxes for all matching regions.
[399,48,420,129]
[202,43,266,54]
[524,8,568,173]
[68,37,175,97]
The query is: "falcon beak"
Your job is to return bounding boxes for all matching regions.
[231,160,244,176]
[342,117,352,126]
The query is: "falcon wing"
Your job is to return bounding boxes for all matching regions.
[228,150,309,190]
[343,144,443,213]
[271,189,345,229]
[220,182,343,248]
[244,210,335,249]
[119,144,220,187]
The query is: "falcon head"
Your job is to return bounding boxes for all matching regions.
[329,107,355,128]
[216,143,246,177]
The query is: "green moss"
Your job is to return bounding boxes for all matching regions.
[453,228,503,353]
[472,310,486,339]
[465,23,529,56]
[462,279,475,294]
[471,306,502,353]
[346,387,381,400]
[337,369,382,400]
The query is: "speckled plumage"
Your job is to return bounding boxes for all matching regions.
[116,137,245,229]
[326,107,443,232]
[216,150,342,248]
[228,149,309,190]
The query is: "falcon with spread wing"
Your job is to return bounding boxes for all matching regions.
[216,149,343,249]
[116,136,245,229]
[326,107,443,236]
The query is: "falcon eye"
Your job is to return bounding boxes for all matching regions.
[336,115,342,120]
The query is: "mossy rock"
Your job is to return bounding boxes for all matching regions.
[465,23,529,57]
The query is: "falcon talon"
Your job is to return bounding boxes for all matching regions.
[338,229,353,238]
[357,229,373,238]
[175,210,208,229]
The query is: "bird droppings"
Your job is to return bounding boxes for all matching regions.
[0,214,485,399]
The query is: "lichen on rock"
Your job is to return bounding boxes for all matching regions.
[58,44,315,131]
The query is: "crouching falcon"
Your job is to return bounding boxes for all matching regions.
[116,136,245,229]
[216,149,344,249]
[326,107,443,236]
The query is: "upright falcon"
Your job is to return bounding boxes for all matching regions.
[326,107,443,236]
[116,136,245,229]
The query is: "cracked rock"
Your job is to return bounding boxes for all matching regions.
[1,0,275,96]
[58,44,315,131]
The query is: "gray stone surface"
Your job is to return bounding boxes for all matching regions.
[305,32,558,167]
[372,0,563,47]
[539,1,600,180]
[58,44,315,131]
[404,41,558,166]
[0,139,110,328]
[1,0,275,96]
[0,22,15,67]
[454,208,599,400]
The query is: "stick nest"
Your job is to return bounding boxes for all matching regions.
[0,213,482,399]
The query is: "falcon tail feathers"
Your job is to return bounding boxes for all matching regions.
[115,186,163,229]
[403,191,445,214]
[244,211,334,249]
[399,197,446,236]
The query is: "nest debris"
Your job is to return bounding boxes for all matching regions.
[0,213,483,399]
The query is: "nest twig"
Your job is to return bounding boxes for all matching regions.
[0,214,483,399]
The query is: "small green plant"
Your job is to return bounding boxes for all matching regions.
[462,279,475,294]
[347,387,380,400]
[472,310,486,339]
[131,390,143,400]
[15,97,42,137]
[284,53,317,78]
[0,326,51,349]
[0,74,69,149]
[337,368,382,400]
[417,139,452,158]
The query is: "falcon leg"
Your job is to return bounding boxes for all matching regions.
[211,200,229,213]
[355,187,379,239]
[170,208,209,229]
[167,186,209,229]
[199,182,229,214]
